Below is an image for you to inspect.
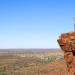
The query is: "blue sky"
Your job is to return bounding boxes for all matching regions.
[0,0,75,49]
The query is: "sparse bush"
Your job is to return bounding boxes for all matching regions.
[0,66,6,75]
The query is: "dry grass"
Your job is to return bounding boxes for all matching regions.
[0,50,67,75]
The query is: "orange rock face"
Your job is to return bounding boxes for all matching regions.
[57,32,75,75]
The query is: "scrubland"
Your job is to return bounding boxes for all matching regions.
[0,49,67,75]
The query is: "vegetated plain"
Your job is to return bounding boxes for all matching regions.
[0,49,67,75]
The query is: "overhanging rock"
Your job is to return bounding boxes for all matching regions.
[57,32,75,75]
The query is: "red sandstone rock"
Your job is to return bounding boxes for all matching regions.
[58,32,75,75]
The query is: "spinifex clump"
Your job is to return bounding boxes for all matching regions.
[57,31,75,75]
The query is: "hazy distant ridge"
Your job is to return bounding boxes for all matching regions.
[0,48,61,52]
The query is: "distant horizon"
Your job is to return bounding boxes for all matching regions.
[0,48,60,49]
[0,48,62,52]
